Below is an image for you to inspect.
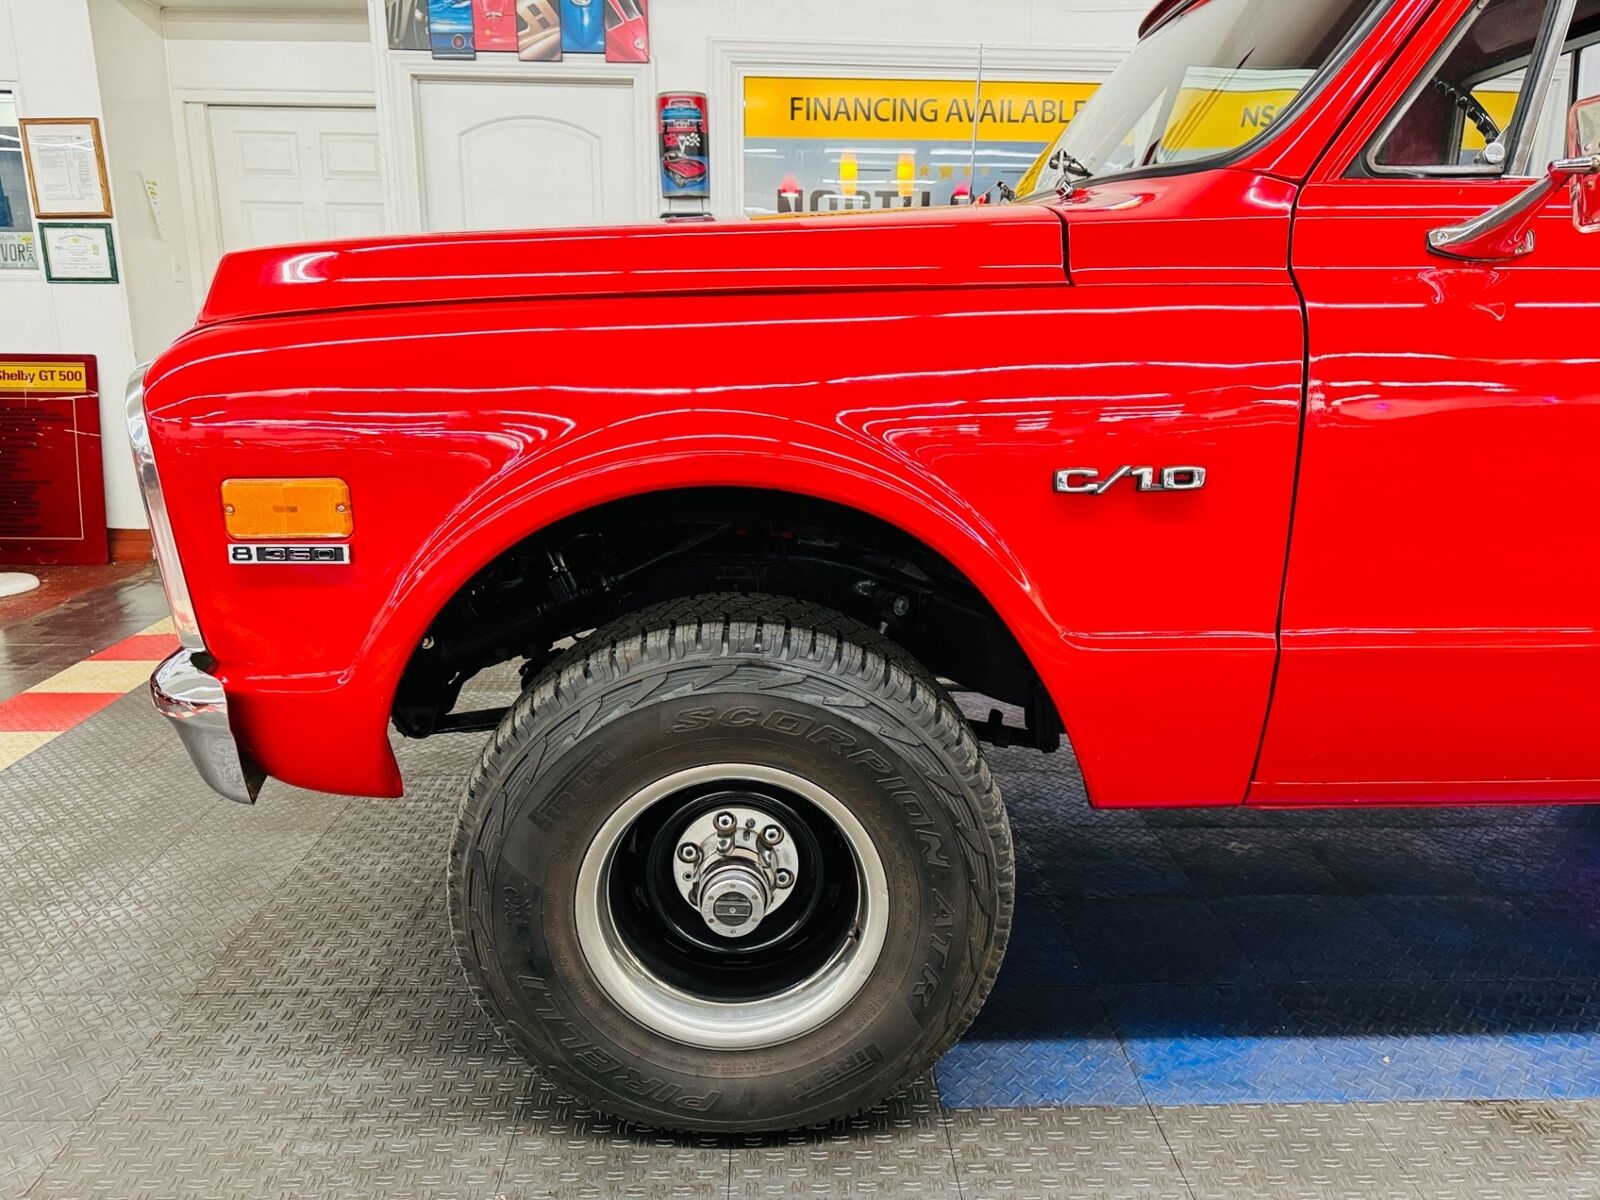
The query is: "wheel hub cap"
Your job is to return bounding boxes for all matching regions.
[672,805,798,938]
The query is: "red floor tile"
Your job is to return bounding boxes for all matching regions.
[0,691,123,732]
[90,633,180,661]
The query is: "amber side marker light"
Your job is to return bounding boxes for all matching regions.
[222,478,352,539]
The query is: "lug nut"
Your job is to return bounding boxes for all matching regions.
[775,868,794,888]
[677,843,699,863]
[761,824,784,845]
[713,811,737,833]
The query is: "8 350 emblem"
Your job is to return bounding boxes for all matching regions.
[1053,466,1207,495]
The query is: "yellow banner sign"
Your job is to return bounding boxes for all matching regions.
[0,361,90,393]
[745,77,1099,144]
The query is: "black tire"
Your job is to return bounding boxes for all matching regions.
[448,593,1013,1132]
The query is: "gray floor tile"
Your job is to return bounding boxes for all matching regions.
[501,1125,726,1199]
[0,1119,73,1200]
[1358,1100,1600,1199]
[1157,1103,1395,1200]
[96,989,372,1123]
[948,1106,1190,1200]
[0,991,174,1124]
[30,1117,510,1200]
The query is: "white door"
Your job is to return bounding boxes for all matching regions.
[416,78,642,231]
[206,106,385,258]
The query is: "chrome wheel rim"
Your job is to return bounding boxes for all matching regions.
[574,763,890,1051]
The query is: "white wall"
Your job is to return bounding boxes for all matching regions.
[88,0,194,362]
[0,0,143,530]
[163,7,373,94]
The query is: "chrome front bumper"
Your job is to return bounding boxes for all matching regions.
[151,650,263,804]
[127,363,263,805]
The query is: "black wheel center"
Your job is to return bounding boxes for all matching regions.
[608,781,859,1002]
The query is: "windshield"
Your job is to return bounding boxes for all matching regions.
[1019,0,1382,196]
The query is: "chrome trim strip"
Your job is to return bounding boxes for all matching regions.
[151,650,263,805]
[125,364,203,650]
[1508,0,1578,177]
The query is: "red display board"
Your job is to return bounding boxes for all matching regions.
[0,355,107,565]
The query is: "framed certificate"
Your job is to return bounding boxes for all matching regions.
[19,118,112,219]
[38,222,118,283]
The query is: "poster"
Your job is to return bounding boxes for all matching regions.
[39,223,117,283]
[742,77,1096,216]
[659,93,709,199]
[0,357,107,565]
[19,118,111,218]
[560,0,603,53]
[604,0,648,63]
[516,0,562,61]
[385,0,430,49]
[428,0,475,57]
[473,0,517,51]
[0,92,37,271]
[0,233,35,271]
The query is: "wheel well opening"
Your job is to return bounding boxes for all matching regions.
[392,487,1062,752]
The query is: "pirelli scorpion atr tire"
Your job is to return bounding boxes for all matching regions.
[449,594,1013,1132]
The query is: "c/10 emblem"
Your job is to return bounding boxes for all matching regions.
[1053,466,1207,495]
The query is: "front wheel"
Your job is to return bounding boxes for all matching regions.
[448,595,1013,1131]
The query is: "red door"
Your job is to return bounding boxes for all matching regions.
[1257,0,1600,803]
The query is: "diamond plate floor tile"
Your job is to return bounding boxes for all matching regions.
[1156,1103,1398,1200]
[501,1126,727,1200]
[0,1119,73,1200]
[730,1084,955,1200]
[935,987,1144,1109]
[96,989,372,1123]
[343,989,540,1122]
[1210,896,1431,984]
[1155,829,1348,896]
[0,991,174,1124]
[29,1117,511,1200]
[1356,1100,1600,1199]
[1025,825,1193,900]
[947,1106,1190,1200]
[1307,830,1488,897]
[1063,897,1256,986]
[1364,895,1600,983]
[17,830,319,996]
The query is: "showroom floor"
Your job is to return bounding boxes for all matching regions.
[6,567,1600,1198]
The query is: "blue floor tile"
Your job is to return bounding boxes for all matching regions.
[939,757,1600,1109]
[1210,895,1431,984]
[1063,898,1256,985]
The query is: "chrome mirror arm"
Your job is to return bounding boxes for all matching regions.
[1428,155,1600,262]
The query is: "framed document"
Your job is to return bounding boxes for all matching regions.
[38,222,118,283]
[19,118,112,218]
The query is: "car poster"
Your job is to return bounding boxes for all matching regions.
[604,0,648,63]
[474,0,518,51]
[741,76,1097,217]
[516,0,562,60]
[560,0,603,53]
[659,93,709,199]
[428,0,475,57]
[384,0,430,50]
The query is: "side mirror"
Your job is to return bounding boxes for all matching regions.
[1571,95,1600,231]
[1428,95,1600,262]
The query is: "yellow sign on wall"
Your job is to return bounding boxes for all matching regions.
[0,361,90,393]
[744,77,1099,144]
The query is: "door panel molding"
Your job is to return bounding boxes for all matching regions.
[380,56,655,233]
[174,89,378,306]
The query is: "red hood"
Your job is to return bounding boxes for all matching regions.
[196,206,1068,326]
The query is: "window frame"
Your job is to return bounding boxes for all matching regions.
[1360,0,1578,178]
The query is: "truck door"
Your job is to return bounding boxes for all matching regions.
[1258,0,1600,802]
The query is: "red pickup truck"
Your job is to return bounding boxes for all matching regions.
[130,0,1600,1131]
